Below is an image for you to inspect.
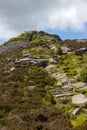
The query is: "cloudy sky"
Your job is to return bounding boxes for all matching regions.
[0,0,87,43]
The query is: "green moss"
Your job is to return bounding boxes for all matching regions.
[57,54,85,77]
[42,86,56,105]
[78,67,87,82]
[71,114,87,129]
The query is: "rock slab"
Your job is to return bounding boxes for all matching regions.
[72,94,87,104]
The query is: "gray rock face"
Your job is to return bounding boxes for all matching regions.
[0,41,29,53]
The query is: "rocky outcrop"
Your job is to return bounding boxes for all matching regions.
[49,45,57,52]
[38,31,62,41]
[61,46,73,54]
[0,41,29,53]
[15,58,48,67]
[75,47,87,55]
[0,31,62,54]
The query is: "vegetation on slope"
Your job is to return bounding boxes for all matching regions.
[1,31,87,130]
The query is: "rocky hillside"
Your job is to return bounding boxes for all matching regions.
[1,31,87,130]
[0,31,61,53]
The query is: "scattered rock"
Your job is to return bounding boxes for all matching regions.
[49,45,57,52]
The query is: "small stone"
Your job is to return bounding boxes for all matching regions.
[27,86,36,90]
[49,58,58,64]
[10,67,15,71]
[72,107,82,115]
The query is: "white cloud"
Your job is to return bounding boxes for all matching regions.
[0,0,87,39]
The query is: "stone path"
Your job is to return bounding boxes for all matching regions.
[45,64,87,102]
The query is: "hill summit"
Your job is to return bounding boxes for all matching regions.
[0,31,62,54]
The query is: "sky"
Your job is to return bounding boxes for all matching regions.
[0,0,87,44]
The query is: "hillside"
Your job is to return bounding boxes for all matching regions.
[1,31,87,130]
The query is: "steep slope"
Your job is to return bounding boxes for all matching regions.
[1,31,87,130]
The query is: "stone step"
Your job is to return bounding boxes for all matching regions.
[54,93,74,98]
